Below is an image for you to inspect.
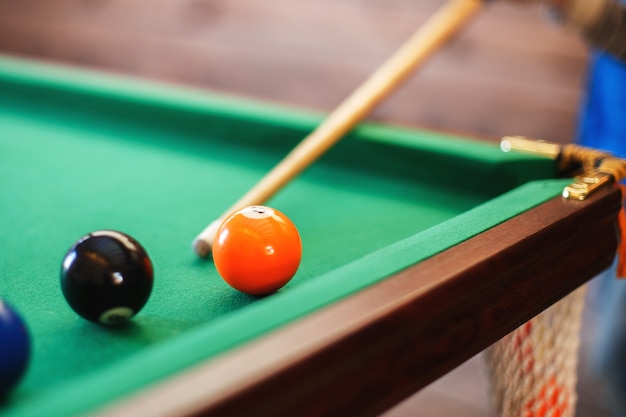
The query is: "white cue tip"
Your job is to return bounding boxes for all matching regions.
[192,219,222,258]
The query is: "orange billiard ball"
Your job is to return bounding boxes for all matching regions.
[212,206,302,295]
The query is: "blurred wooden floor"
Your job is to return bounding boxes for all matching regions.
[0,1,604,415]
[0,0,589,143]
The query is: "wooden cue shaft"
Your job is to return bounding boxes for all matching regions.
[193,0,484,257]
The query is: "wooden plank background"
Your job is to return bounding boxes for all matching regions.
[0,0,589,143]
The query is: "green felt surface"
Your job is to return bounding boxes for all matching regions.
[0,56,566,417]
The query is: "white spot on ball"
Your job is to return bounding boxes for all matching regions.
[241,206,274,219]
[99,307,135,325]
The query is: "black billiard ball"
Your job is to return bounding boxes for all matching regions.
[60,230,154,325]
[0,300,30,395]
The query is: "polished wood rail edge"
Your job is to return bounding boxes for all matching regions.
[94,186,622,417]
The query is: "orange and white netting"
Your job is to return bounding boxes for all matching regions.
[485,286,587,417]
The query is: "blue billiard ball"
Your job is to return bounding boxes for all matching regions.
[0,300,31,395]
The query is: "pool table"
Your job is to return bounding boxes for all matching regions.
[0,55,621,417]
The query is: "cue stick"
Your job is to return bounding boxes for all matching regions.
[193,0,484,257]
